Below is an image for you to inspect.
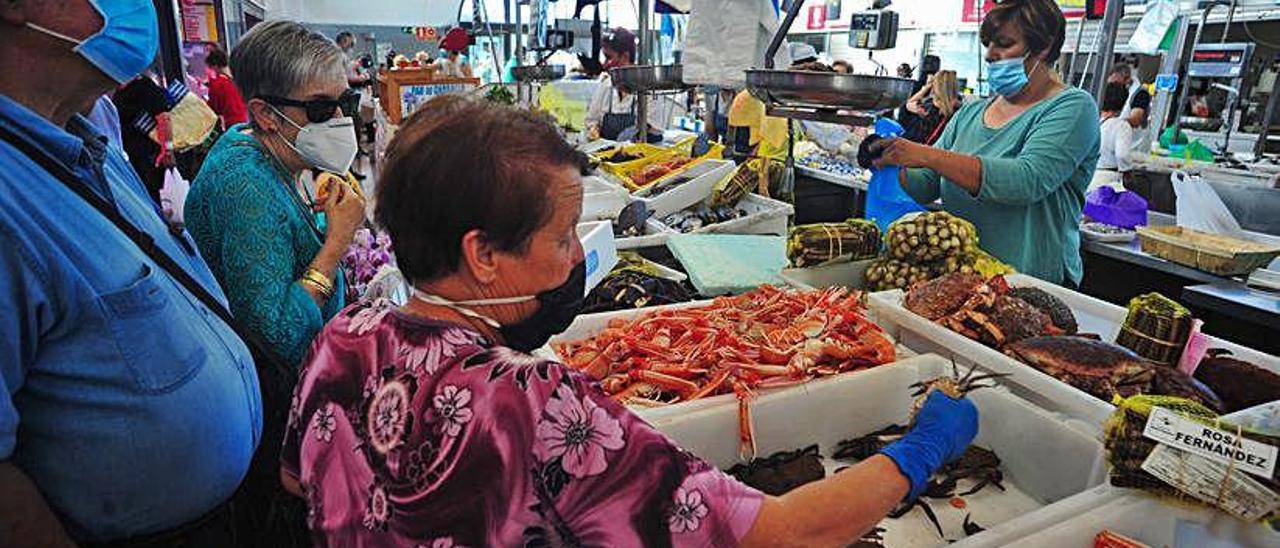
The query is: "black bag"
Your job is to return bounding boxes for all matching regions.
[1,126,309,547]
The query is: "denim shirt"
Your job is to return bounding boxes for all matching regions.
[0,94,261,542]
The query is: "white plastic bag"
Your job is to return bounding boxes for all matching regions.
[159,167,189,224]
[1128,0,1177,55]
[1171,170,1245,238]
[684,0,790,88]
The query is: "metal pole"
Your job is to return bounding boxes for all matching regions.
[514,1,524,103]
[1090,0,1125,102]
[1150,15,1190,149]
[1068,16,1087,82]
[765,0,807,70]
[1221,0,1237,43]
[635,0,650,143]
[1255,66,1280,157]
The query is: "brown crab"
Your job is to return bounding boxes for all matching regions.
[1004,336,1155,402]
[904,272,986,320]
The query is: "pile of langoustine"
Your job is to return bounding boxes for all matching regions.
[555,285,897,456]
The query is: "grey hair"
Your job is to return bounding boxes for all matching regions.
[230,20,346,125]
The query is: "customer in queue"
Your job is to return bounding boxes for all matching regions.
[281,98,979,546]
[186,20,364,370]
[864,0,1100,286]
[0,1,259,545]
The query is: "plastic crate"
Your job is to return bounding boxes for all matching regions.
[650,353,1108,547]
[634,159,734,218]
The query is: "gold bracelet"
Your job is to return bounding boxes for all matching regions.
[303,268,334,292]
[300,277,334,299]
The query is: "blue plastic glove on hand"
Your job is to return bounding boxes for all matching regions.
[879,390,980,500]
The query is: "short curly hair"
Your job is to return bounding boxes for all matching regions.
[980,0,1067,64]
[375,99,589,283]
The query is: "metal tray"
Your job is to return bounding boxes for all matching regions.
[511,64,566,82]
[610,64,685,93]
[746,70,914,112]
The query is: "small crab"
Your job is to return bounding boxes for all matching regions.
[908,360,1009,421]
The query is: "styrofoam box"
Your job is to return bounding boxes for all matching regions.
[782,258,878,290]
[576,221,618,295]
[685,194,795,237]
[545,299,916,424]
[580,176,630,221]
[615,218,677,250]
[868,274,1280,433]
[648,353,1108,548]
[950,485,1280,547]
[634,159,735,218]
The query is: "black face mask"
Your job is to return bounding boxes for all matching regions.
[411,262,586,352]
[498,262,586,352]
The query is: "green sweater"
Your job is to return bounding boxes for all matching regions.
[904,87,1100,285]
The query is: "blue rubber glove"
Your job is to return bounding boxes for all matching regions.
[879,390,980,500]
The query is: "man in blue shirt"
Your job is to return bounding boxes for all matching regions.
[0,2,261,545]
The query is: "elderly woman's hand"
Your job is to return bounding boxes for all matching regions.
[322,182,366,246]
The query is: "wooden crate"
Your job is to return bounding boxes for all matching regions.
[1136,225,1280,276]
[377,68,479,125]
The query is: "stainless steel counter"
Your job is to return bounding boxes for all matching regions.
[1183,282,1280,332]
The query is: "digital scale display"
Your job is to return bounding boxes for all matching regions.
[1187,43,1254,79]
[850,13,880,31]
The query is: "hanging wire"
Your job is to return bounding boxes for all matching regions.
[1243,19,1280,49]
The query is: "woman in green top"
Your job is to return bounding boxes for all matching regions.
[185,20,366,368]
[869,0,1100,286]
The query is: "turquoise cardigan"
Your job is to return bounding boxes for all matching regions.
[185,126,345,367]
[904,87,1100,285]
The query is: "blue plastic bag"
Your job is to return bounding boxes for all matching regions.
[1082,186,1148,229]
[865,118,926,233]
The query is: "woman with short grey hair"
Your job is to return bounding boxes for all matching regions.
[183,20,366,542]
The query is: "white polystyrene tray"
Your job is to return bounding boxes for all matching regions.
[951,485,1280,548]
[692,193,794,237]
[576,221,618,295]
[868,274,1280,433]
[614,218,677,250]
[545,299,915,423]
[781,259,878,291]
[580,176,630,221]
[650,353,1108,547]
[634,159,734,219]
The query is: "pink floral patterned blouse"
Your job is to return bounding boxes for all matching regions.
[282,299,764,547]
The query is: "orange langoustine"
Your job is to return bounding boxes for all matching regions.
[554,285,897,458]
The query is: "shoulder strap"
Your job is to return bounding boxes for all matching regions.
[0,123,291,372]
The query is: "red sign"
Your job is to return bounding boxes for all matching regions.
[806,6,828,30]
[963,0,1089,23]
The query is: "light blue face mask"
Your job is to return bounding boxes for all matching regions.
[988,56,1041,98]
[27,0,159,84]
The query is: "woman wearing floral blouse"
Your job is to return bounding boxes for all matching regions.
[282,99,979,546]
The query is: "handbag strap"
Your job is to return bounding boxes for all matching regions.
[0,124,290,372]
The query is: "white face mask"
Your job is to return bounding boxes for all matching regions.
[270,104,358,174]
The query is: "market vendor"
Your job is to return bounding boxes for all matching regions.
[585,27,669,142]
[865,0,1099,286]
[281,97,980,546]
[434,27,473,79]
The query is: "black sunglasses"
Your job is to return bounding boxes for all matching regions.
[261,88,361,123]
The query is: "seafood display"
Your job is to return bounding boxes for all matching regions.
[1005,336,1223,412]
[710,159,766,208]
[1193,349,1280,413]
[1104,395,1280,521]
[787,219,881,268]
[611,201,653,238]
[1094,530,1151,548]
[1115,293,1194,367]
[555,285,897,455]
[725,445,825,496]
[865,212,1013,291]
[661,206,750,233]
[905,274,1068,349]
[583,253,697,314]
[631,157,693,187]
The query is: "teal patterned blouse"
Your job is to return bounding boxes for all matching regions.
[185,126,345,367]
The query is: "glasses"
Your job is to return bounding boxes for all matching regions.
[260,88,361,123]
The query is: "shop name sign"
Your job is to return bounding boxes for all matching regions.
[1143,406,1278,479]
